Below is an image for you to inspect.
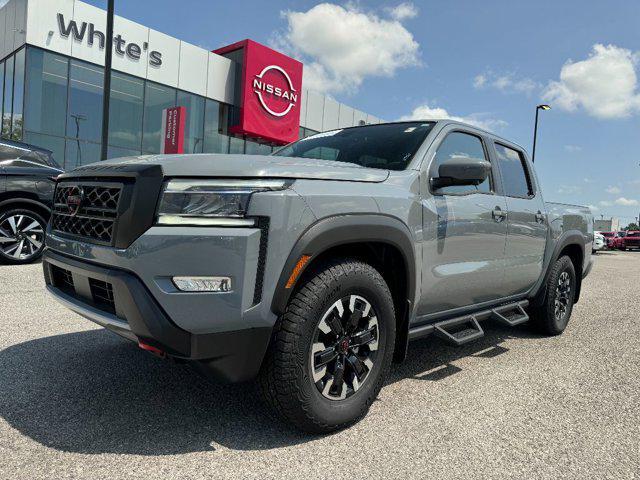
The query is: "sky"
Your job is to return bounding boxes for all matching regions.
[81,0,640,226]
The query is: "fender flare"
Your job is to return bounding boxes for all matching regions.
[270,214,417,317]
[0,197,52,215]
[530,230,586,306]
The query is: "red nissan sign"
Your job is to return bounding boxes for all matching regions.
[214,39,303,145]
[161,106,186,154]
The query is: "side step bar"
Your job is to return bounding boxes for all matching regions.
[491,303,529,327]
[434,315,484,346]
[408,300,529,346]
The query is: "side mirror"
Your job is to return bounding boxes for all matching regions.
[431,156,491,189]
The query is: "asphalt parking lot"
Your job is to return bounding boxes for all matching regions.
[1,251,639,479]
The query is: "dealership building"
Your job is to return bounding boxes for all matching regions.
[0,0,383,169]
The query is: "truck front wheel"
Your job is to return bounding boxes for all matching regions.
[531,255,576,335]
[259,258,396,433]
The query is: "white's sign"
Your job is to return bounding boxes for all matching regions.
[57,13,162,67]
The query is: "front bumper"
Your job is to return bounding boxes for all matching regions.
[43,250,272,382]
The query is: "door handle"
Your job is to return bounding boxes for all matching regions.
[492,206,507,222]
[535,211,545,224]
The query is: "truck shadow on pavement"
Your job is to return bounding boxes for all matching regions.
[0,322,541,455]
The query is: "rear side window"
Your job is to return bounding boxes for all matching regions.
[494,143,533,197]
[430,131,491,195]
[0,143,28,162]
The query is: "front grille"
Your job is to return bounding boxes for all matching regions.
[51,183,122,245]
[89,278,116,314]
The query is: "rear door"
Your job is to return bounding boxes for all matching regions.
[491,142,547,296]
[419,126,508,317]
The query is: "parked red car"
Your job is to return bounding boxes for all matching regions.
[600,231,616,249]
[622,231,640,250]
[607,231,627,250]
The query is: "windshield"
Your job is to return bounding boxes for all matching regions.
[273,122,435,170]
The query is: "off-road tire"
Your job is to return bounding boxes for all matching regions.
[531,255,576,336]
[259,257,395,433]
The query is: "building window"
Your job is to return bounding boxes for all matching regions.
[245,140,272,155]
[65,138,101,171]
[2,54,14,139]
[177,90,205,154]
[142,81,175,153]
[67,60,104,143]
[228,135,244,154]
[107,145,142,159]
[108,71,143,151]
[23,132,65,166]
[11,48,25,141]
[203,99,229,153]
[24,49,69,137]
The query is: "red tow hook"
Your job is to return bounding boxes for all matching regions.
[138,341,167,359]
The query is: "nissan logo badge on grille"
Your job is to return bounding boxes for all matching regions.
[66,187,85,216]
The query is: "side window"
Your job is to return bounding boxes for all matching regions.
[430,131,491,194]
[494,143,533,197]
[0,143,27,162]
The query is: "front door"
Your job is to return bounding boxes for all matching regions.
[419,127,508,318]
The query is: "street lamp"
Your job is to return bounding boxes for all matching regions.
[532,104,551,163]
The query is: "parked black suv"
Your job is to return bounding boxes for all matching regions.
[0,139,63,264]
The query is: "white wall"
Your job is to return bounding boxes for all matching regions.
[0,0,27,60]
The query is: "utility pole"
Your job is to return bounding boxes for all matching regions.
[100,0,115,160]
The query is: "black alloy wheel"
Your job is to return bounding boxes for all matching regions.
[311,294,380,400]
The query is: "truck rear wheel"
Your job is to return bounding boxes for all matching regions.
[259,258,395,433]
[531,255,576,336]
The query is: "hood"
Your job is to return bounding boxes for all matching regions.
[93,154,390,183]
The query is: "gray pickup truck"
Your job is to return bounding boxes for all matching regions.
[42,120,593,432]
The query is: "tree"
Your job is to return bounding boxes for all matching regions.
[623,222,639,231]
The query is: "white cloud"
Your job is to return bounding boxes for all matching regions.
[385,2,418,21]
[564,145,582,152]
[600,198,639,207]
[606,185,621,194]
[542,44,640,119]
[558,185,582,195]
[398,104,507,131]
[473,74,487,89]
[276,3,420,94]
[587,204,599,212]
[615,197,639,206]
[473,70,538,94]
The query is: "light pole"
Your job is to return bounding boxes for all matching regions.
[100,0,115,160]
[532,104,551,163]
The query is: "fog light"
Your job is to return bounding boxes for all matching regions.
[172,276,232,292]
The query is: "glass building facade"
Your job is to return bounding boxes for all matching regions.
[1,46,304,169]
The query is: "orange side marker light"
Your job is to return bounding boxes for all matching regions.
[285,255,311,289]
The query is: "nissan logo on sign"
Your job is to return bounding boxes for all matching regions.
[214,39,303,145]
[252,65,298,117]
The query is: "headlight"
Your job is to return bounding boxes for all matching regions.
[156,179,289,226]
